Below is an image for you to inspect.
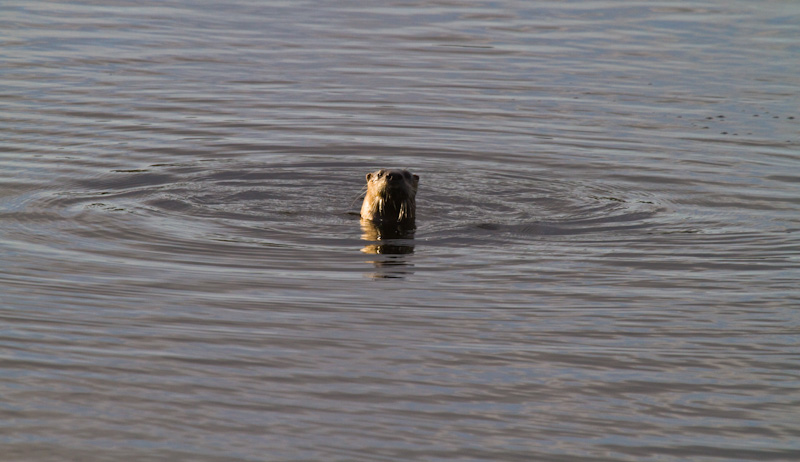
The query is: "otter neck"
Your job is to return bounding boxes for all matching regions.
[373,193,415,224]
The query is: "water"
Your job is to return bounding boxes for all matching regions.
[2,1,799,460]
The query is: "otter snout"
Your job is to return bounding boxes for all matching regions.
[386,171,403,182]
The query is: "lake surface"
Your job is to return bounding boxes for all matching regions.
[2,1,799,460]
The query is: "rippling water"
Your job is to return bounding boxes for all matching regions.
[2,1,799,461]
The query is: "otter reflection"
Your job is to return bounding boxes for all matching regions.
[360,220,415,278]
[359,168,418,256]
[360,219,415,255]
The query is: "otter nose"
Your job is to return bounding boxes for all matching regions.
[386,172,402,182]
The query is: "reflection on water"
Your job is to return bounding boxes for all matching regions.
[360,218,416,254]
[2,0,799,460]
[360,218,416,278]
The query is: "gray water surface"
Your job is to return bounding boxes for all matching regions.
[2,1,799,461]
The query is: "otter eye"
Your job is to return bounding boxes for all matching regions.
[377,170,385,177]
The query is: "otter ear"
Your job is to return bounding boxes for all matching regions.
[413,174,419,183]
[366,172,373,182]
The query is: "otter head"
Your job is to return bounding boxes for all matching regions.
[360,169,419,225]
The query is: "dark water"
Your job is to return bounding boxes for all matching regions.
[2,1,799,460]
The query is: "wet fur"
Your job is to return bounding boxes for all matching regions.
[360,169,419,224]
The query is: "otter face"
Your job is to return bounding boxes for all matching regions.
[361,169,419,224]
[365,169,419,194]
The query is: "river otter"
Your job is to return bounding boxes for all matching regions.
[360,169,419,225]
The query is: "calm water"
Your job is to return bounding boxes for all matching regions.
[2,1,799,460]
